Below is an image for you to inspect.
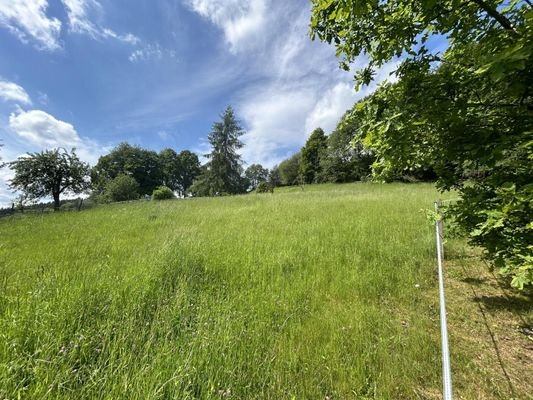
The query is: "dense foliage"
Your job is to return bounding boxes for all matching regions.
[318,114,374,183]
[8,148,90,210]
[277,152,302,186]
[152,186,175,200]
[255,181,274,193]
[104,174,140,202]
[300,128,327,184]
[92,144,200,201]
[310,0,533,288]
[92,143,162,196]
[245,164,269,190]
[159,149,200,197]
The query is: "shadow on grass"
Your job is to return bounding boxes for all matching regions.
[460,265,518,398]
[473,295,533,313]
[461,276,486,285]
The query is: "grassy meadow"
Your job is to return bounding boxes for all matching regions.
[0,183,530,399]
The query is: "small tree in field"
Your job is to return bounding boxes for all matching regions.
[105,175,139,202]
[152,186,175,200]
[9,148,90,211]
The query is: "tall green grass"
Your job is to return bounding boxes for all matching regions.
[1,183,447,399]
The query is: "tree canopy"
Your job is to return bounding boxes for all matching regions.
[9,148,90,210]
[278,152,302,186]
[319,115,374,183]
[105,174,140,202]
[245,164,269,190]
[176,150,201,197]
[300,128,328,184]
[92,143,162,196]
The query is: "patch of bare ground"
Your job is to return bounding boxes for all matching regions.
[436,241,533,399]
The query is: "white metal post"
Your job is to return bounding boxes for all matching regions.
[435,200,453,400]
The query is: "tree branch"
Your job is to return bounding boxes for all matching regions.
[469,0,520,36]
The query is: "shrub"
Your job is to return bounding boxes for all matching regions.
[105,175,139,202]
[152,186,175,200]
[256,181,273,193]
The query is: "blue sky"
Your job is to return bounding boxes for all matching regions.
[0,0,402,205]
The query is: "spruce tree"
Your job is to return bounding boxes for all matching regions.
[201,106,245,195]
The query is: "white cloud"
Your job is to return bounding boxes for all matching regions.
[7,109,104,165]
[0,0,61,50]
[0,166,15,206]
[186,0,266,52]
[61,0,140,44]
[9,109,81,148]
[238,83,318,167]
[0,80,32,105]
[304,82,356,135]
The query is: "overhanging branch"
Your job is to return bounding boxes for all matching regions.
[469,0,520,36]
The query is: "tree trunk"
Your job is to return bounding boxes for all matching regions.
[53,192,60,211]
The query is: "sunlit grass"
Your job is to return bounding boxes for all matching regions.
[1,183,451,398]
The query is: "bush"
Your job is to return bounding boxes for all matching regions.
[256,181,273,193]
[105,175,139,202]
[152,186,175,200]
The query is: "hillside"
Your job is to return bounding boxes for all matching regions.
[0,183,531,399]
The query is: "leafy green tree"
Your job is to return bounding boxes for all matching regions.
[256,181,274,193]
[176,150,201,196]
[159,149,200,197]
[311,0,533,287]
[319,114,374,183]
[8,148,90,211]
[195,106,245,196]
[159,148,181,192]
[268,166,282,187]
[278,152,301,186]
[189,165,216,197]
[93,143,162,196]
[152,186,175,200]
[245,164,269,190]
[300,128,327,184]
[105,174,139,202]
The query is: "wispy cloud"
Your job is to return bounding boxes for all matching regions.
[61,0,139,44]
[186,0,399,168]
[186,0,266,53]
[129,43,176,63]
[0,0,62,50]
[0,0,142,52]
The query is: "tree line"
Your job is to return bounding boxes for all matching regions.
[271,113,436,188]
[4,105,393,212]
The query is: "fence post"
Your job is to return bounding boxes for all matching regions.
[435,200,453,400]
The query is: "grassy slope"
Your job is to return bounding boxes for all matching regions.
[0,183,530,399]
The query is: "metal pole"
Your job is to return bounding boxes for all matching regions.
[435,200,453,400]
